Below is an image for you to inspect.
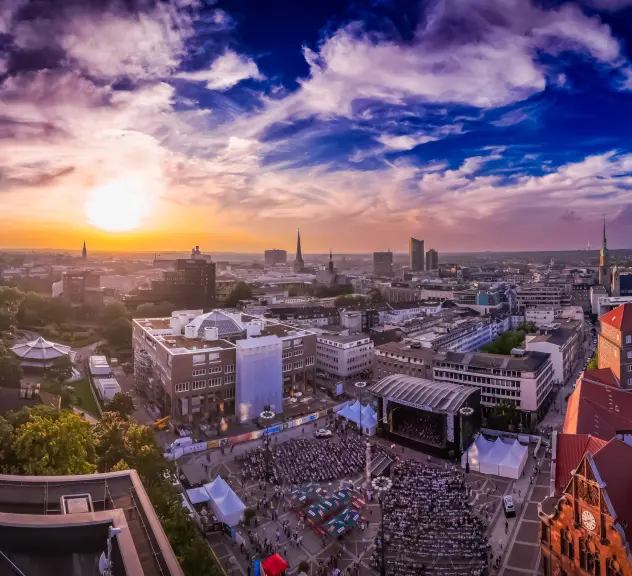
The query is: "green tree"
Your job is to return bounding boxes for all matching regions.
[47,355,74,382]
[104,317,133,350]
[134,303,157,318]
[12,410,96,475]
[0,286,24,313]
[335,294,364,308]
[93,412,128,472]
[0,310,15,331]
[224,282,253,307]
[0,355,23,388]
[100,301,129,326]
[106,392,135,420]
[587,352,598,371]
[0,416,16,472]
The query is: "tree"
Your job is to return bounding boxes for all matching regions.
[106,392,135,420]
[104,317,133,350]
[93,412,128,472]
[100,301,129,326]
[0,416,16,472]
[134,303,157,318]
[0,286,24,313]
[224,282,253,307]
[335,294,365,308]
[0,310,14,332]
[12,410,96,475]
[0,355,23,388]
[47,355,74,382]
[587,352,598,371]
[367,288,384,304]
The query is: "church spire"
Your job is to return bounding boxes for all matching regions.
[293,229,305,273]
[81,240,87,260]
[328,248,334,273]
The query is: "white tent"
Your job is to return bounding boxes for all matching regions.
[338,401,376,436]
[461,436,528,479]
[204,477,246,527]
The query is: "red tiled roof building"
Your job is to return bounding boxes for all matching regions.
[598,304,632,388]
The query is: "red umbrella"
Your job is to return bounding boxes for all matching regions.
[261,553,289,576]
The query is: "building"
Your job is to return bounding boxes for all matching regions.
[315,333,374,381]
[339,308,380,333]
[408,315,495,353]
[517,283,572,308]
[61,270,102,305]
[0,469,184,576]
[315,250,349,286]
[11,336,71,370]
[373,341,435,381]
[132,310,316,423]
[215,278,238,306]
[81,240,87,260]
[433,350,554,426]
[539,437,632,576]
[598,303,632,387]
[409,237,424,272]
[382,301,443,324]
[599,218,611,290]
[292,230,305,273]
[373,251,393,277]
[425,249,439,271]
[266,305,340,328]
[264,249,287,266]
[525,305,585,327]
[525,320,584,386]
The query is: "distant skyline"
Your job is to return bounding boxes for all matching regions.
[2,0,632,252]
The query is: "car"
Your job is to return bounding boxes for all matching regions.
[315,429,333,439]
[503,495,516,518]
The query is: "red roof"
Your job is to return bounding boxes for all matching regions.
[262,553,289,576]
[581,368,620,389]
[555,433,607,494]
[592,438,632,543]
[599,303,632,332]
[563,373,632,440]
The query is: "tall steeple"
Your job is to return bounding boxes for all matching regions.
[599,218,610,290]
[81,240,87,260]
[328,248,334,273]
[293,229,304,273]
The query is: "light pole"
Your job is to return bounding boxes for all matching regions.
[372,476,392,576]
[355,381,371,487]
[260,408,275,484]
[355,381,367,435]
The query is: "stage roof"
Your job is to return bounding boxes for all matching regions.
[370,374,478,413]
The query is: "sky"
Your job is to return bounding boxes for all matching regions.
[2,0,632,254]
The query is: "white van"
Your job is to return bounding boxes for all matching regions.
[503,495,516,518]
[171,437,193,450]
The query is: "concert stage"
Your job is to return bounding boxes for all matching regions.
[370,375,481,458]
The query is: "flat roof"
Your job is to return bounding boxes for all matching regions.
[375,341,435,361]
[0,470,183,576]
[436,350,551,372]
[316,333,369,343]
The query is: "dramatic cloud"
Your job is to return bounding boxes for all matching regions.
[176,50,264,90]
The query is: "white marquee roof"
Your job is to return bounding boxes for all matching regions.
[11,337,71,361]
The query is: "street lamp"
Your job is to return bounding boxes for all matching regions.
[355,381,368,435]
[372,476,392,576]
[260,408,275,483]
[355,381,371,487]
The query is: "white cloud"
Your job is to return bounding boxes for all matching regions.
[176,50,263,90]
[377,134,437,150]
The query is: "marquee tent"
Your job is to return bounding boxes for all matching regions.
[461,436,528,479]
[337,401,377,436]
[186,476,245,527]
[261,553,288,576]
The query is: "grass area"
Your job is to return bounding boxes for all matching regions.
[72,378,101,418]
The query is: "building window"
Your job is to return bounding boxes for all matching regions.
[294,360,304,370]
[579,539,587,570]
[192,380,206,391]
[560,529,573,559]
[282,351,292,359]
[192,369,206,376]
[225,364,235,374]
[626,335,632,345]
[175,382,189,393]
[209,377,222,387]
[208,366,222,374]
[283,364,291,373]
[224,374,235,385]
[305,356,314,366]
[606,559,623,576]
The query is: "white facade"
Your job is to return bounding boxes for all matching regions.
[315,335,374,381]
[525,306,584,327]
[411,318,494,353]
[89,355,111,376]
[235,335,283,423]
[95,377,121,401]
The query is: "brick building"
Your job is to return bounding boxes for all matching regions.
[598,303,632,388]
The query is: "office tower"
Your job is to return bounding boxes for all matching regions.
[264,249,287,266]
[293,229,305,273]
[426,248,439,270]
[409,237,425,272]
[373,251,393,277]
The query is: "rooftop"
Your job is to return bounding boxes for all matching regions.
[599,302,632,331]
[370,374,479,413]
[436,350,551,373]
[527,320,582,346]
[0,470,183,576]
[316,333,370,344]
[554,433,607,494]
[375,341,436,362]
[563,370,632,440]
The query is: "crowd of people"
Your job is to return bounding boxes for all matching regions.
[393,411,444,447]
[239,434,390,484]
[374,460,488,576]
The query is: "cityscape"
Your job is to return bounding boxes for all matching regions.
[2,1,632,576]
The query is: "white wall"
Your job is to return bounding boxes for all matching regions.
[525,341,563,384]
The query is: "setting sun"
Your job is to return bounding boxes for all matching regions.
[84,179,151,232]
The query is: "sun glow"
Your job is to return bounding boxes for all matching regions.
[84,179,151,231]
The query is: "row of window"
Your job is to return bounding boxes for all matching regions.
[175,375,235,393]
[190,365,232,377]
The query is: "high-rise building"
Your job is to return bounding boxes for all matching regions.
[373,251,393,277]
[61,270,101,305]
[409,237,424,272]
[599,218,611,289]
[151,246,216,310]
[264,249,287,266]
[293,229,305,273]
[598,303,632,386]
[426,248,439,270]
[81,240,87,260]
